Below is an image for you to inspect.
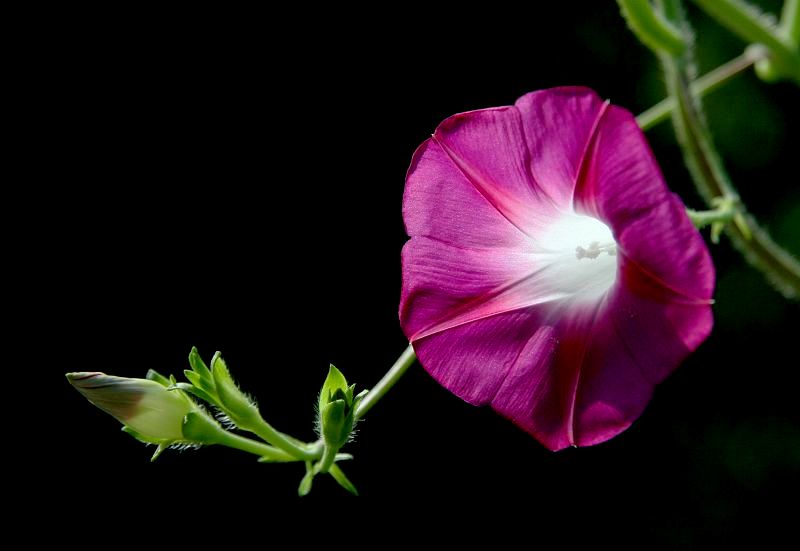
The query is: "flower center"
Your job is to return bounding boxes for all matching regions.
[534,212,618,305]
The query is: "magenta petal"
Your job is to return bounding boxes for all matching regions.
[617,195,715,302]
[567,282,713,448]
[433,107,558,234]
[575,105,671,225]
[608,272,714,385]
[489,325,560,445]
[560,304,656,448]
[400,236,537,340]
[490,283,713,451]
[412,309,547,407]
[486,300,656,451]
[575,105,715,301]
[515,87,608,206]
[404,138,531,249]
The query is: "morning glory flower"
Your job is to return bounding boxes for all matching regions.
[400,87,714,450]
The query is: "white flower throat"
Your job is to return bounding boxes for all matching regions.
[534,212,618,305]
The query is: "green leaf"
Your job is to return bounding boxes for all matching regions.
[329,464,359,496]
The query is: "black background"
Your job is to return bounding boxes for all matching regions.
[33,2,799,546]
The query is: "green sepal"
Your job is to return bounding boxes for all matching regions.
[352,389,369,411]
[151,444,169,462]
[183,370,215,394]
[319,364,348,413]
[298,462,314,497]
[121,426,173,462]
[121,425,163,446]
[322,399,350,448]
[169,382,216,405]
[211,353,256,421]
[181,411,223,444]
[146,369,171,387]
[188,346,213,380]
[329,464,358,496]
[257,455,297,464]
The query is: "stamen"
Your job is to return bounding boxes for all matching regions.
[533,212,618,305]
[575,241,617,260]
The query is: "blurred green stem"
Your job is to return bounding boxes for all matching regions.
[786,0,800,45]
[687,201,737,229]
[658,0,800,299]
[687,197,742,244]
[691,0,800,83]
[636,50,759,130]
[617,0,686,55]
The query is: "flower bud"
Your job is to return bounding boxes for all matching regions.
[67,370,224,456]
[317,365,367,450]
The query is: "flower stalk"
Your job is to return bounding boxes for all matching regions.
[354,344,416,421]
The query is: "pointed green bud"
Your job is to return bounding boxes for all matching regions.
[317,365,361,450]
[67,371,224,448]
[210,353,258,423]
[68,372,194,442]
